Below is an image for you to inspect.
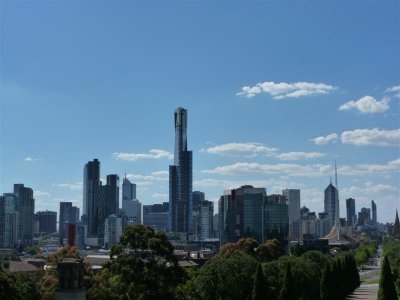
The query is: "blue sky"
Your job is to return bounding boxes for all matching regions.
[1,1,399,223]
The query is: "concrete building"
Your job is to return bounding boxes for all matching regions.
[122,176,141,224]
[143,203,168,231]
[104,214,122,249]
[264,194,289,243]
[357,207,371,226]
[169,108,193,234]
[199,200,213,239]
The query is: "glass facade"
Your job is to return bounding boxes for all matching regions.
[263,202,289,243]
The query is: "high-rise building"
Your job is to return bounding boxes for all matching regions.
[98,174,120,238]
[36,210,57,233]
[104,214,123,249]
[143,203,168,231]
[393,210,400,237]
[371,200,377,224]
[192,191,205,211]
[282,189,299,240]
[324,183,338,228]
[168,108,193,234]
[199,200,214,239]
[59,202,73,243]
[357,207,371,226]
[122,176,141,224]
[83,159,100,236]
[264,194,289,243]
[0,193,19,248]
[346,198,356,227]
[66,223,77,247]
[219,185,266,244]
[14,184,35,247]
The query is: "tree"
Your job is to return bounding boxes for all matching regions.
[0,265,19,299]
[290,244,305,257]
[192,254,259,300]
[320,264,334,300]
[279,264,295,300]
[256,239,283,262]
[252,264,268,300]
[88,225,185,300]
[378,256,398,300]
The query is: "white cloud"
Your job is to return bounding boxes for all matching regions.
[341,128,400,147]
[126,171,169,185]
[277,152,326,161]
[53,183,83,190]
[237,81,335,99]
[202,143,277,157]
[34,190,50,197]
[312,133,339,145]
[341,182,397,196]
[202,159,399,177]
[339,95,389,114]
[384,85,400,98]
[24,156,41,162]
[113,149,173,161]
[151,193,169,199]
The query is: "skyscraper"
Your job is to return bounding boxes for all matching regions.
[371,200,377,224]
[346,198,356,227]
[168,108,193,234]
[219,185,266,244]
[122,176,141,224]
[36,210,57,233]
[282,189,300,240]
[324,183,338,229]
[83,159,100,235]
[59,202,73,243]
[98,174,120,238]
[199,200,214,239]
[14,184,35,247]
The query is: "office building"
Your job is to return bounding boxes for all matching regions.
[76,222,87,250]
[98,174,120,238]
[168,108,193,234]
[14,184,35,247]
[219,185,266,244]
[122,176,136,221]
[104,214,123,249]
[282,189,300,240]
[371,200,377,224]
[199,200,213,239]
[83,159,100,236]
[66,223,77,247]
[0,193,19,248]
[346,198,356,227]
[264,194,289,243]
[324,183,338,228]
[357,207,371,226]
[143,203,168,231]
[59,202,72,243]
[36,210,57,233]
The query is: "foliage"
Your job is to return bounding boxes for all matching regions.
[320,264,334,300]
[279,264,294,300]
[290,244,305,257]
[189,254,259,300]
[0,265,19,299]
[383,240,400,297]
[219,238,259,257]
[378,256,398,300]
[252,264,269,300]
[256,239,283,262]
[88,224,185,300]
[301,250,332,277]
[354,241,378,267]
[26,246,41,256]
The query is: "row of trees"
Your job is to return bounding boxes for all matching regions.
[379,240,400,299]
[353,240,378,267]
[0,225,362,299]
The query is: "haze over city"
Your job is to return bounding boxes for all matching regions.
[1,1,399,223]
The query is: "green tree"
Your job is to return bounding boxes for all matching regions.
[279,264,295,300]
[320,264,334,300]
[378,256,398,300]
[192,254,258,300]
[252,264,268,300]
[0,265,19,299]
[88,225,184,300]
[290,244,305,257]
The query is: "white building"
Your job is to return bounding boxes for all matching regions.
[122,176,142,224]
[104,214,123,249]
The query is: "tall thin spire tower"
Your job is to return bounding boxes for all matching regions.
[334,160,340,238]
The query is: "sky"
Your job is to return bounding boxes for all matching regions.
[0,1,399,223]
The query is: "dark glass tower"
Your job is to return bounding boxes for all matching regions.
[168,108,193,233]
[83,159,100,236]
[371,200,377,224]
[14,184,35,247]
[346,198,356,227]
[324,183,339,228]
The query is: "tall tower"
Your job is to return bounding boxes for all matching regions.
[282,189,300,240]
[168,108,193,234]
[83,159,100,236]
[371,200,377,224]
[14,184,35,247]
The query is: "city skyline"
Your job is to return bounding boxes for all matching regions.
[1,2,399,223]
